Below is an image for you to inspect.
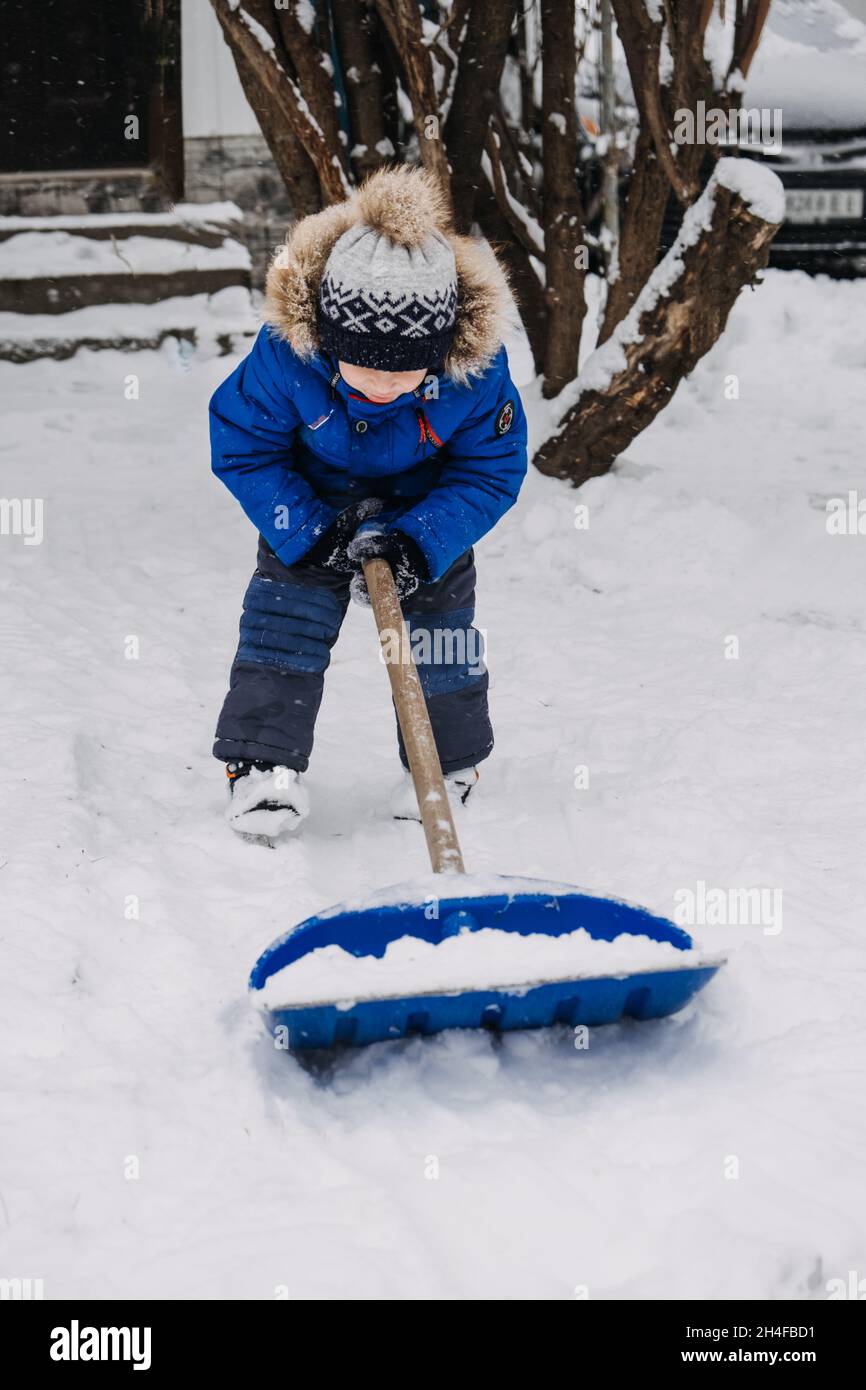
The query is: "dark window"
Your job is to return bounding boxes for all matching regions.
[0,0,154,172]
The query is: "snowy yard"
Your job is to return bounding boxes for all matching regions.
[2,269,865,1299]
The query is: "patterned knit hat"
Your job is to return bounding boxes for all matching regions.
[317,221,458,372]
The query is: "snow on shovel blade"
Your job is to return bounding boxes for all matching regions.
[250,875,724,1051]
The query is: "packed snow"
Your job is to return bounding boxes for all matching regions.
[1,267,865,1298]
[258,926,706,1010]
[0,231,250,279]
[0,203,244,234]
[714,155,786,225]
[744,0,866,129]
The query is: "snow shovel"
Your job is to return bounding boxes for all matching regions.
[250,558,724,1050]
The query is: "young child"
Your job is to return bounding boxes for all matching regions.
[210,165,528,838]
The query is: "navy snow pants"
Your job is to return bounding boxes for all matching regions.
[214,536,492,774]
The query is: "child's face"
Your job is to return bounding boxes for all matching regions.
[338,360,428,404]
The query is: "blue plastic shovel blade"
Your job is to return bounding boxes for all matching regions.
[250,877,723,1051]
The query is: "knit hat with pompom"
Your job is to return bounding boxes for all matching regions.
[317,168,458,372]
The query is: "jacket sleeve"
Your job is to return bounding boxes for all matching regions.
[209,327,338,565]
[395,347,528,580]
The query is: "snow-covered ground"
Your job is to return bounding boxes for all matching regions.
[1,269,864,1300]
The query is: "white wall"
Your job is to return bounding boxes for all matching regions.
[182,0,260,139]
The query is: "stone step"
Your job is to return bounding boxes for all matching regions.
[0,201,244,247]
[0,203,252,315]
[0,285,257,363]
[0,166,161,221]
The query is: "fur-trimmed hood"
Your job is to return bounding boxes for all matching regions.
[264,165,514,386]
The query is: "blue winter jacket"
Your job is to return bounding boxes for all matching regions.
[209,327,528,581]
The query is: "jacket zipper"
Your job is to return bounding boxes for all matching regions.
[415,408,443,453]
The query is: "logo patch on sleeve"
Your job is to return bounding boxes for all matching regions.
[307,410,333,431]
[494,399,515,436]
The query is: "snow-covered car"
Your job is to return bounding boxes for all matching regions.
[584,0,866,277]
[655,0,866,275]
[732,0,866,275]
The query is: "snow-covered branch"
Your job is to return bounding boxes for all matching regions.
[210,0,351,203]
[536,159,784,482]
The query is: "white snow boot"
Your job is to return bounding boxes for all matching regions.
[392,767,479,822]
[225,760,309,839]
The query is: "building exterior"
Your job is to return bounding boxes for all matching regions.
[0,0,292,284]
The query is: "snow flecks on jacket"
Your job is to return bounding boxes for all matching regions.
[209,328,528,580]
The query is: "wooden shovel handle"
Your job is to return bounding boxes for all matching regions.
[363,557,465,875]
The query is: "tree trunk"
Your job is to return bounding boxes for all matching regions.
[474,177,547,374]
[598,126,669,344]
[272,0,349,186]
[598,0,717,344]
[534,165,782,484]
[233,45,321,219]
[209,0,349,204]
[540,0,585,396]
[373,0,452,196]
[331,0,390,182]
[446,0,516,232]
